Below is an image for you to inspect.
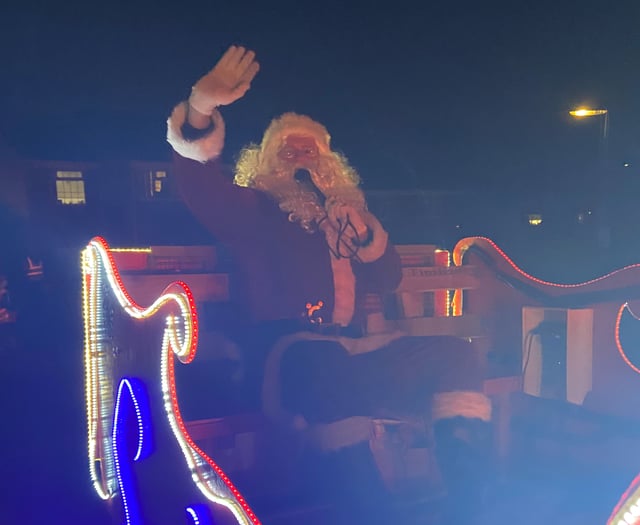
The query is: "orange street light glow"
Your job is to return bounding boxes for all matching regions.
[570,108,608,117]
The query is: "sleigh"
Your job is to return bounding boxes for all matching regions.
[82,235,640,524]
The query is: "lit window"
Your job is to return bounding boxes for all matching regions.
[528,214,543,226]
[56,171,86,205]
[147,170,167,197]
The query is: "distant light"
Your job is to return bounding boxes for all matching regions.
[528,214,543,226]
[569,108,608,117]
[578,209,593,224]
[455,224,462,229]
[624,162,631,168]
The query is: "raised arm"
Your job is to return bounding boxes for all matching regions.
[166,46,264,241]
[167,45,260,162]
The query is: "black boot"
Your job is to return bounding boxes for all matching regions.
[433,416,494,524]
[309,441,397,525]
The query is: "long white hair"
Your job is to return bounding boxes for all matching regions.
[234,113,366,231]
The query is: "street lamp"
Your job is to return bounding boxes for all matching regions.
[569,108,607,117]
[569,107,609,143]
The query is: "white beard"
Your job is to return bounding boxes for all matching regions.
[254,165,367,234]
[274,182,327,233]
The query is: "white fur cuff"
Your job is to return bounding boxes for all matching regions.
[166,102,226,163]
[356,214,389,263]
[432,391,492,422]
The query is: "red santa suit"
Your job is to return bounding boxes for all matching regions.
[167,102,491,442]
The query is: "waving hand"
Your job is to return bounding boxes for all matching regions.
[189,46,260,117]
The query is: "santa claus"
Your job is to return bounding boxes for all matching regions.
[167,45,493,523]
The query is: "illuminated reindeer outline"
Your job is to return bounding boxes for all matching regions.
[82,237,260,525]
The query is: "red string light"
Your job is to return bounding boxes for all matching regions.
[93,237,260,524]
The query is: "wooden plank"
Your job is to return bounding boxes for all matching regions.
[483,376,521,460]
[119,273,230,304]
[389,314,487,337]
[483,376,522,396]
[396,265,479,293]
[395,244,443,266]
[185,413,267,440]
[566,308,593,406]
[148,245,217,272]
[112,245,218,272]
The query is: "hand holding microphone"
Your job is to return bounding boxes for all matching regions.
[320,199,375,259]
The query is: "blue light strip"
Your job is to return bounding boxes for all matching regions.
[186,507,200,525]
[186,504,213,525]
[112,378,153,525]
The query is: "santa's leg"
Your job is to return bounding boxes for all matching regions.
[345,335,494,521]
[428,337,494,523]
[279,339,396,523]
[353,335,495,521]
[278,336,495,521]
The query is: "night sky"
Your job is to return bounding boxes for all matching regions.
[1,0,639,192]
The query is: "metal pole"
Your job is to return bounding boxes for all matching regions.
[597,111,610,251]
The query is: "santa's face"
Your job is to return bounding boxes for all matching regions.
[252,131,365,232]
[276,134,339,205]
[277,135,319,168]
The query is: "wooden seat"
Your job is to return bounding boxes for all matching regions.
[483,375,522,459]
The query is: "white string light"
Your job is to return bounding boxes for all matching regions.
[81,237,260,524]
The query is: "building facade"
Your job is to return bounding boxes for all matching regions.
[0,154,637,285]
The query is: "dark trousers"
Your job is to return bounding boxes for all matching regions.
[280,335,485,424]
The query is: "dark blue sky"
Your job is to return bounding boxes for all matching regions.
[1,0,639,191]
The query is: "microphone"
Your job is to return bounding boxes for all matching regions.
[294,169,326,207]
